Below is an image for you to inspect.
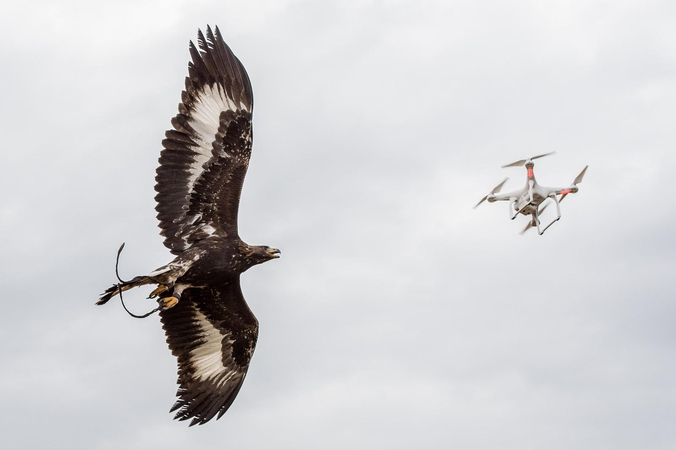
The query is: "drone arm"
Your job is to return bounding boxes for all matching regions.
[491,187,526,203]
[558,166,587,202]
[558,186,578,202]
[488,193,516,202]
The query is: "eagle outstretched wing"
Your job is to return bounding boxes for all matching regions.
[159,279,259,426]
[155,26,254,255]
[97,26,277,426]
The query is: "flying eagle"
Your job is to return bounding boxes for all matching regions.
[97,26,279,426]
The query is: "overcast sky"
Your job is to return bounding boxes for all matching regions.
[1,0,675,448]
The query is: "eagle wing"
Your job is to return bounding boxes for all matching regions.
[159,278,258,426]
[155,26,254,255]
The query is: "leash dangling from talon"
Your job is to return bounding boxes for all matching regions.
[114,243,160,319]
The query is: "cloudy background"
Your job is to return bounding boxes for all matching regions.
[1,0,675,448]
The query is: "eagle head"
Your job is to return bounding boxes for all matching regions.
[242,245,281,268]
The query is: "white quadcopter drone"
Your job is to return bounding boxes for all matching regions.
[474,152,588,235]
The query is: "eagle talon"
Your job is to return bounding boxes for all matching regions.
[149,284,169,298]
[159,296,179,310]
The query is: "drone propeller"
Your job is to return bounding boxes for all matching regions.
[520,203,549,234]
[573,165,588,185]
[502,151,556,168]
[474,178,508,209]
[560,165,588,202]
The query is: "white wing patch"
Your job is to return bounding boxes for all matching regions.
[189,308,239,384]
[184,84,251,194]
[199,224,217,236]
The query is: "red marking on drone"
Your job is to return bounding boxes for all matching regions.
[560,189,571,195]
[528,168,534,178]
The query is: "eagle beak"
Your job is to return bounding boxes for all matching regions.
[267,247,281,259]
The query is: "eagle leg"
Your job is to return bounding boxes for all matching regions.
[157,284,188,310]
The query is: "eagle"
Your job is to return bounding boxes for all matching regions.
[97,26,280,426]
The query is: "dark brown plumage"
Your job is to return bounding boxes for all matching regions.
[97,26,279,426]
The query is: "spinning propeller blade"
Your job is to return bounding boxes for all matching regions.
[501,159,527,168]
[573,165,588,185]
[560,165,588,202]
[532,151,556,161]
[492,178,508,194]
[474,178,508,208]
[520,221,534,234]
[502,151,556,168]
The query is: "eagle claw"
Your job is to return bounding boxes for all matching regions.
[159,296,179,310]
[149,285,169,299]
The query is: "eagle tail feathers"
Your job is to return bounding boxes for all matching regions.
[96,276,153,305]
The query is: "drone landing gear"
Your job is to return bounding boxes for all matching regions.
[536,216,559,235]
[509,199,520,220]
[518,196,562,235]
[535,195,562,235]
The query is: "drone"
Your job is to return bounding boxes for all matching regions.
[474,152,588,235]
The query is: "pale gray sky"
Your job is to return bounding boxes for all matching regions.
[1,0,675,449]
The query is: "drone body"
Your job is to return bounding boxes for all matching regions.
[475,152,587,235]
